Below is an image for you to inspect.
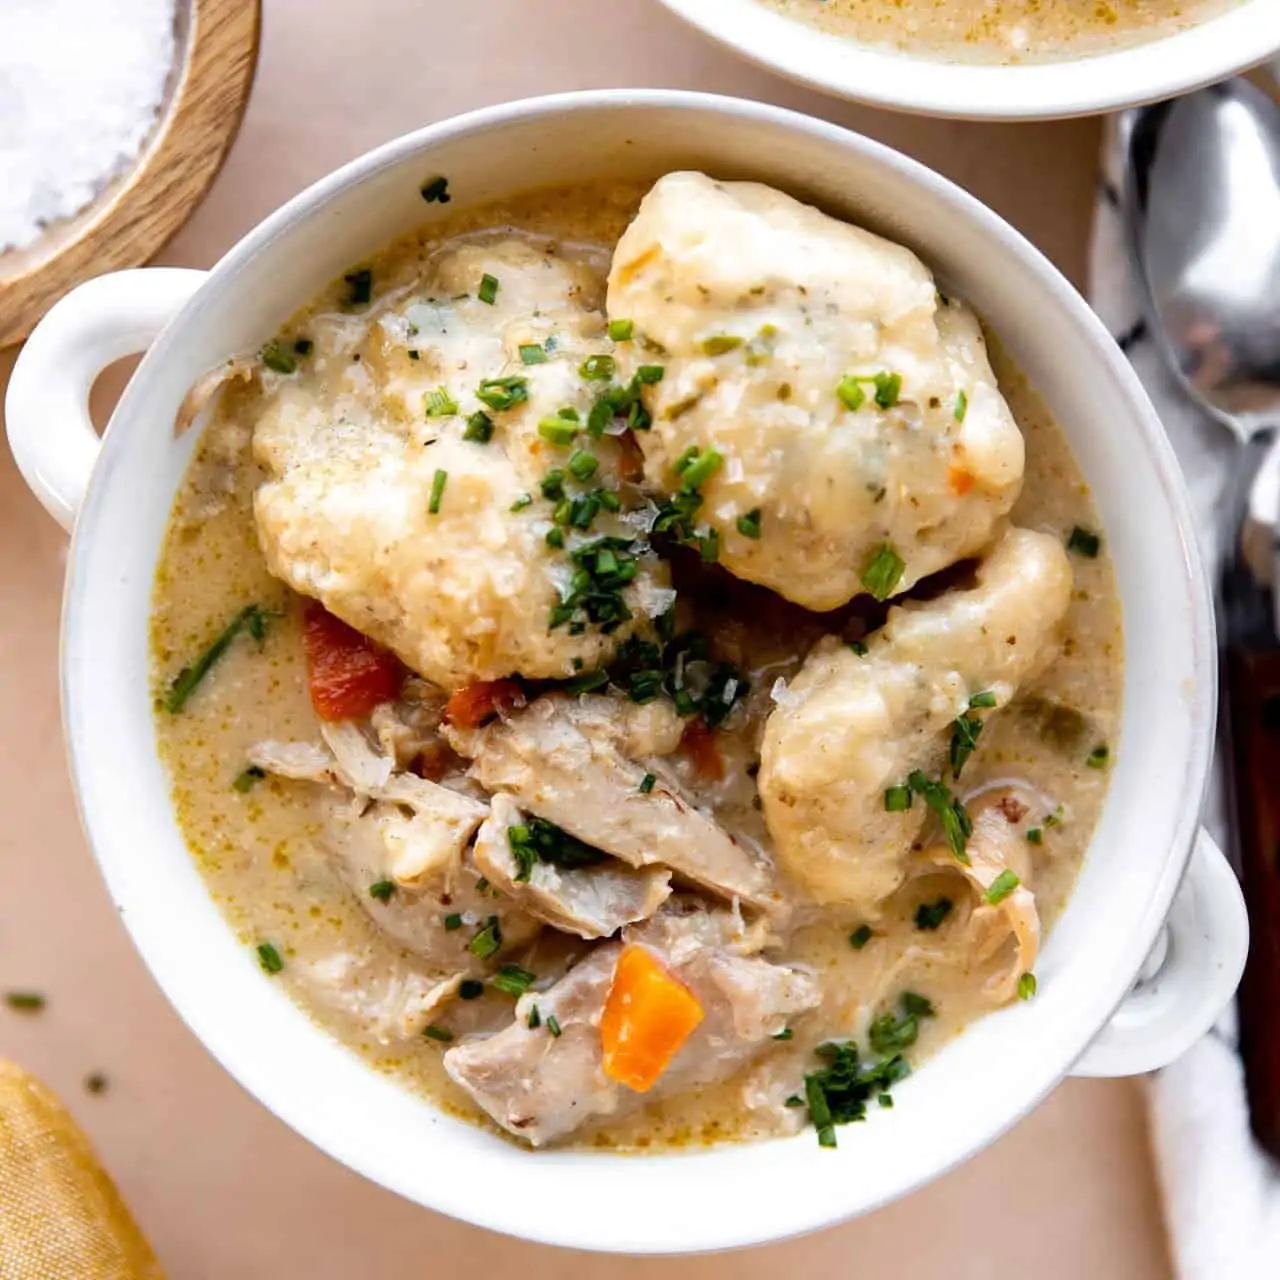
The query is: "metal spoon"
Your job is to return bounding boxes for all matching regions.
[1122,78,1280,1157]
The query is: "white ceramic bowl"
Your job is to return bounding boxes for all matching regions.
[657,0,1280,119]
[6,91,1248,1253]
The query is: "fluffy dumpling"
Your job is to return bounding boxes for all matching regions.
[759,528,1072,910]
[253,237,671,690]
[606,172,1025,611]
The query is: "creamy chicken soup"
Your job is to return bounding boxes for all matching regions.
[151,174,1122,1152]
[761,0,1240,63]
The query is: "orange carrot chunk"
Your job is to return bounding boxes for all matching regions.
[303,602,405,721]
[948,465,975,496]
[600,945,704,1093]
[443,679,525,729]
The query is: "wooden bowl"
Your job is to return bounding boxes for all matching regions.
[0,0,260,350]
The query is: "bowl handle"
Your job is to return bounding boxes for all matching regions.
[6,268,208,532]
[1072,827,1248,1078]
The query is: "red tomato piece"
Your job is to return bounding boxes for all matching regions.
[302,602,405,721]
[443,679,525,729]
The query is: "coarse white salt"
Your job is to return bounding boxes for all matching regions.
[0,0,177,253]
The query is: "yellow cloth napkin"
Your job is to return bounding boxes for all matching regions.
[0,1060,164,1279]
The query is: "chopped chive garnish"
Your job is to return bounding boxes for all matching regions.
[546,1014,563,1037]
[459,979,484,1000]
[785,1094,804,1108]
[608,318,634,341]
[420,175,451,203]
[837,375,866,411]
[407,349,420,360]
[424,1024,454,1042]
[1018,972,1037,1000]
[519,343,548,365]
[969,690,997,709]
[428,469,448,515]
[579,354,616,381]
[568,450,599,481]
[492,964,536,998]
[425,386,458,417]
[772,1027,795,1041]
[528,1004,542,1029]
[463,411,494,443]
[849,640,868,657]
[639,773,656,794]
[478,274,499,305]
[538,416,578,446]
[565,668,609,694]
[702,334,743,356]
[369,879,396,903]
[884,785,912,813]
[256,943,284,974]
[545,527,565,548]
[1044,805,1065,828]
[1067,525,1102,558]
[475,877,490,894]
[293,338,314,357]
[849,924,873,950]
[861,543,906,602]
[475,375,529,411]
[1086,743,1110,769]
[5,992,45,1012]
[259,341,297,375]
[676,446,723,490]
[540,470,565,501]
[510,493,532,512]
[914,897,953,931]
[1026,827,1044,845]
[232,765,266,793]
[166,604,271,713]
[736,508,762,539]
[342,268,373,308]
[444,912,463,931]
[954,389,968,422]
[634,364,664,385]
[985,869,1021,905]
[908,770,972,863]
[467,915,502,959]
[874,372,903,408]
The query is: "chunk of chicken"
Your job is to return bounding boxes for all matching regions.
[607,172,1024,611]
[473,794,672,940]
[759,528,1072,910]
[443,905,820,1145]
[249,725,539,969]
[253,236,672,690]
[445,694,777,908]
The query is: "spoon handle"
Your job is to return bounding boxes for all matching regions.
[1225,645,1280,1157]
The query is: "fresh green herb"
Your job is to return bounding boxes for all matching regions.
[5,992,45,1013]
[1026,827,1044,845]
[702,334,743,356]
[969,690,997,709]
[547,535,642,634]
[606,628,748,728]
[802,1039,911,1148]
[635,364,664,385]
[1067,525,1102,558]
[428,469,448,515]
[878,1093,894,1109]
[463,411,494,443]
[459,979,484,1000]
[369,879,397,903]
[545,527,565,549]
[1018,972,1038,1001]
[785,1094,805,1108]
[608,318,634,342]
[342,268,373,308]
[507,817,607,882]
[475,877,491,894]
[837,375,867,411]
[420,175,451,203]
[849,924,873,950]
[540,470,566,501]
[986,869,1021,905]
[736,508,762,539]
[527,1004,542,1029]
[674,446,723,491]
[907,770,972,863]
[467,915,503,959]
[478,273,499,305]
[259,341,297,375]
[519,343,547,365]
[901,992,936,1019]
[492,964,537,999]
[914,897,953,931]
[868,991,936,1056]
[256,943,284,975]
[579,354,617,381]
[849,640,868,657]
[1044,805,1065,828]
[949,710,985,778]
[568,449,599,481]
[884,784,913,813]
[565,668,609,695]
[861,543,906,602]
[873,371,903,408]
[424,1024,454,1042]
[475,375,529,411]
[638,772,656,795]
[837,371,903,412]
[1086,743,1110,769]
[510,493,533,512]
[444,913,463,931]
[232,765,266,793]
[425,386,458,417]
[166,604,272,713]
[538,414,579,446]
[772,1027,795,1041]
[293,338,314,357]
[546,1014,563,1037]
[954,389,968,422]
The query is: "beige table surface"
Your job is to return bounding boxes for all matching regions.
[0,1,1175,1275]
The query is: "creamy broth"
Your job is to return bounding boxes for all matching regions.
[761,0,1239,63]
[151,180,1122,1152]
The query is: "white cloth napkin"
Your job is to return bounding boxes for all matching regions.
[1088,118,1280,1280]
